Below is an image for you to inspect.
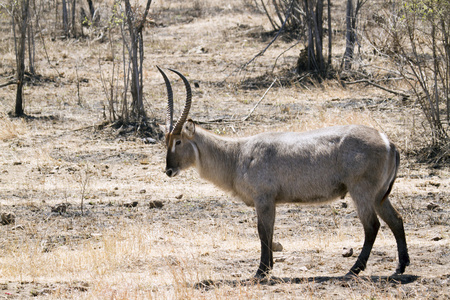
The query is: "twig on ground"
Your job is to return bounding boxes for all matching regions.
[271,40,301,73]
[344,79,409,98]
[0,80,16,88]
[242,78,278,121]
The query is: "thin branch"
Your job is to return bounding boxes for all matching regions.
[36,20,62,78]
[0,80,17,88]
[242,78,278,121]
[271,40,301,73]
[344,79,409,97]
[225,0,296,81]
[260,0,279,31]
[137,0,153,31]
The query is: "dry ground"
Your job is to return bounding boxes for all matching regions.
[0,0,449,299]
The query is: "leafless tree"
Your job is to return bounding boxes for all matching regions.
[259,0,333,77]
[259,0,305,34]
[403,0,448,146]
[342,0,367,70]
[27,0,36,75]
[122,0,152,123]
[12,0,31,116]
[304,0,324,74]
[71,0,76,36]
[98,0,152,125]
[374,0,449,149]
[62,0,68,36]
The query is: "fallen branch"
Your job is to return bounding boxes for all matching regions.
[196,118,228,124]
[344,79,409,98]
[0,80,16,88]
[242,78,277,121]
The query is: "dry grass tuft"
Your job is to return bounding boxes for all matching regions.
[0,116,27,141]
[0,0,448,298]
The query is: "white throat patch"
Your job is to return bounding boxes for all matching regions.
[189,141,200,169]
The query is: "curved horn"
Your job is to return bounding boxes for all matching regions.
[156,65,173,133]
[169,68,192,135]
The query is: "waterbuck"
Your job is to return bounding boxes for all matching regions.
[157,66,410,278]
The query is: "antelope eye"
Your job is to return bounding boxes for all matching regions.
[175,140,181,146]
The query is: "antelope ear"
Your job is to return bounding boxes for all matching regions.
[158,123,168,134]
[183,119,195,139]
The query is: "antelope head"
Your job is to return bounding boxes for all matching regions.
[157,66,196,177]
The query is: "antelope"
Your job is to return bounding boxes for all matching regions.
[157,66,410,278]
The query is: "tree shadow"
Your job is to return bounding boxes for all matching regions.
[8,112,60,121]
[194,274,420,290]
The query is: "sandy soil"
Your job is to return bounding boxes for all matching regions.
[0,0,449,298]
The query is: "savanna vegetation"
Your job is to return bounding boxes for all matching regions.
[0,0,448,298]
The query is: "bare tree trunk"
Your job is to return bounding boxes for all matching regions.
[261,0,304,34]
[62,0,68,36]
[87,0,95,20]
[440,16,449,125]
[343,0,365,70]
[54,0,58,33]
[85,0,99,27]
[313,0,324,73]
[14,0,31,116]
[300,0,326,77]
[327,0,332,68]
[123,0,152,123]
[138,30,145,116]
[124,0,142,120]
[304,0,314,70]
[27,18,35,74]
[343,0,354,70]
[121,25,129,124]
[71,0,76,36]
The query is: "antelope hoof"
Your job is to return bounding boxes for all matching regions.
[346,264,363,278]
[395,262,409,275]
[344,271,359,279]
[394,254,410,275]
[165,168,179,177]
[254,269,270,279]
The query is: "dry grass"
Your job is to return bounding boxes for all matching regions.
[0,116,27,141]
[0,0,449,299]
